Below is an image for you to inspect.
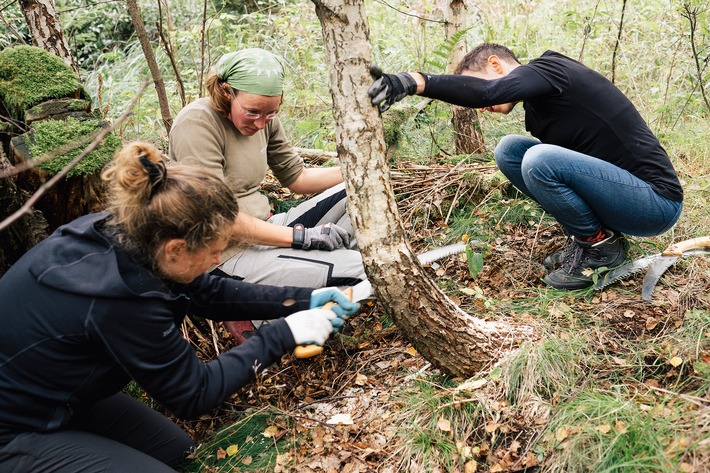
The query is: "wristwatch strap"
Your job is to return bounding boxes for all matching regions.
[291,224,305,249]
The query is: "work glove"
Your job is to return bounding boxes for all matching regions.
[367,64,418,112]
[285,308,337,346]
[310,287,361,319]
[292,223,350,251]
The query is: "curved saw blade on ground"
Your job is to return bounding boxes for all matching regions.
[641,249,710,300]
[593,254,660,290]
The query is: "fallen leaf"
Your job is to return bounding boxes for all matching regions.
[437,417,452,432]
[242,456,253,465]
[355,373,368,386]
[326,413,354,425]
[225,444,239,456]
[615,421,627,433]
[216,447,226,460]
[263,425,280,438]
[612,356,626,365]
[405,346,418,356]
[485,421,498,433]
[464,460,478,473]
[679,462,693,472]
[624,310,635,318]
[456,378,487,391]
[595,424,611,434]
[646,317,658,330]
[669,356,683,367]
[556,427,568,442]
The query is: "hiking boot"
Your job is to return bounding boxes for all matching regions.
[223,320,256,345]
[543,236,572,272]
[543,230,627,290]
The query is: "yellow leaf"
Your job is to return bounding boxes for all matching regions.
[263,425,280,438]
[485,421,498,433]
[669,356,683,367]
[556,427,569,442]
[405,346,418,356]
[462,234,471,243]
[595,424,611,434]
[437,417,452,432]
[464,460,478,473]
[355,373,368,386]
[226,444,239,456]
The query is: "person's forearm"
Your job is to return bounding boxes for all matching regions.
[287,167,343,194]
[409,72,426,94]
[232,212,293,247]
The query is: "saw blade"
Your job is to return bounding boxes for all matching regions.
[641,256,678,301]
[417,243,467,265]
[593,254,661,290]
[640,249,710,300]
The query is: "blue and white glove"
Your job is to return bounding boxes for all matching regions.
[285,309,338,346]
[309,287,360,318]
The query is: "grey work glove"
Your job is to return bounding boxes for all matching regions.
[367,64,418,112]
[291,223,351,251]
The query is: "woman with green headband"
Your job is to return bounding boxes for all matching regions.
[169,48,366,340]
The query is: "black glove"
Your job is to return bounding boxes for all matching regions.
[367,64,418,112]
[292,223,351,251]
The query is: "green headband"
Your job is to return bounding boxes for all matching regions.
[215,48,285,97]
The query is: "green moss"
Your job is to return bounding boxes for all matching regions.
[0,45,88,120]
[383,108,408,147]
[28,117,121,177]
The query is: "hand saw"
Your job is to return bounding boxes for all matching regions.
[294,280,373,358]
[294,242,470,358]
[593,236,710,299]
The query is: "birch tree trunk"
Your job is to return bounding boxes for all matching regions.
[18,0,78,75]
[443,0,485,154]
[312,0,535,376]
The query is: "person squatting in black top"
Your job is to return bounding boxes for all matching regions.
[368,43,683,289]
[0,141,359,472]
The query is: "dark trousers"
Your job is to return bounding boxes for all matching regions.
[0,393,194,472]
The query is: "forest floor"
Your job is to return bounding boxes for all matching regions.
[173,161,710,473]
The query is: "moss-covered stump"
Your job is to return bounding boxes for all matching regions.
[0,149,48,277]
[9,117,121,232]
[25,99,93,124]
[0,45,89,123]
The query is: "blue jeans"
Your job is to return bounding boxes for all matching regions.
[494,135,682,238]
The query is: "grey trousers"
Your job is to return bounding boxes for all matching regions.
[216,183,366,288]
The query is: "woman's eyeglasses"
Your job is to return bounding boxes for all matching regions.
[231,90,279,120]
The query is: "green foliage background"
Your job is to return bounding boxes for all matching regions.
[1,1,707,471]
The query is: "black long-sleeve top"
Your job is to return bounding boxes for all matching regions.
[421,50,683,202]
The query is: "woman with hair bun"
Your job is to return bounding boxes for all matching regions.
[0,141,358,472]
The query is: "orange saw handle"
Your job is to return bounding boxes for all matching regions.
[294,287,353,359]
[662,236,710,256]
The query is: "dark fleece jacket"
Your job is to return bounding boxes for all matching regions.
[0,212,313,444]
